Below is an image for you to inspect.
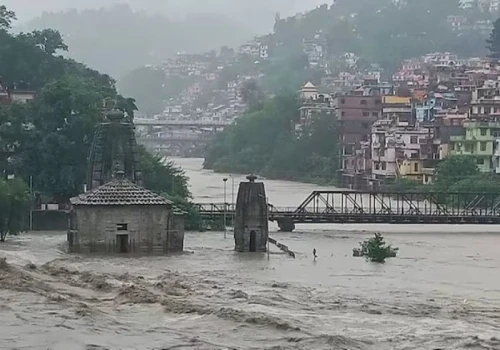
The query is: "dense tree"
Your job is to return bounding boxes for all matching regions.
[0,178,29,242]
[21,29,68,55]
[0,6,191,206]
[0,5,15,30]
[138,146,190,200]
[272,0,486,74]
[204,92,340,183]
[359,233,399,263]
[240,80,265,112]
[433,155,479,192]
[487,18,500,60]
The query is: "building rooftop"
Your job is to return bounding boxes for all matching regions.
[71,174,172,206]
[302,82,317,89]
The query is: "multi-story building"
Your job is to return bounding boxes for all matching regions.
[297,82,335,129]
[335,95,383,186]
[448,120,500,172]
[382,96,413,124]
[303,34,326,67]
[335,95,383,155]
[469,83,500,119]
[371,120,436,183]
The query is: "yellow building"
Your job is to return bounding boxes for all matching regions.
[398,159,435,185]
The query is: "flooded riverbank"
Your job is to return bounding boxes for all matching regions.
[1,158,499,349]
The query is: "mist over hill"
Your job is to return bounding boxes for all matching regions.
[18,4,253,78]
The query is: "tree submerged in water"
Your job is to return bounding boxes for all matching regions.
[354,233,398,263]
[0,178,29,242]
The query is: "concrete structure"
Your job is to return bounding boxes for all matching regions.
[449,120,500,172]
[382,96,413,124]
[372,120,436,182]
[234,174,268,252]
[68,172,184,254]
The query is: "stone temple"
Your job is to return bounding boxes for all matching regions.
[67,109,184,254]
[87,109,142,190]
[233,174,269,252]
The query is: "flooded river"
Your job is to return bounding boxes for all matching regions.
[1,158,500,349]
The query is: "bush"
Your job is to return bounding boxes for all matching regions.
[358,233,398,263]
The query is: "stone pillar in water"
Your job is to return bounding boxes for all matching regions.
[234,174,269,252]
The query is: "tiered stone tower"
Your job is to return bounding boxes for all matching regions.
[87,109,142,190]
[234,174,269,252]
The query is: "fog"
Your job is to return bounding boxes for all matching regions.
[3,0,331,78]
[4,0,330,31]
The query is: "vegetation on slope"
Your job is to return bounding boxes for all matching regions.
[0,6,194,230]
[204,92,340,183]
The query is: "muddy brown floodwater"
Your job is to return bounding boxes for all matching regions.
[1,158,500,350]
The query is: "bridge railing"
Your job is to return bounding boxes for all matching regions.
[194,191,500,218]
[137,134,213,142]
[269,191,500,218]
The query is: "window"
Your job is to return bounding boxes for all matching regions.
[414,163,419,172]
[381,162,387,170]
[341,98,346,104]
[465,143,474,153]
[477,158,485,165]
[341,111,346,117]
[360,100,367,105]
[117,223,128,231]
[480,142,487,151]
[379,149,385,157]
[375,162,380,170]
[450,143,455,151]
[375,99,382,105]
[481,128,487,136]
[372,112,378,117]
[363,112,369,117]
[410,136,418,144]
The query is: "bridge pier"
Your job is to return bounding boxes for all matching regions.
[277,218,295,232]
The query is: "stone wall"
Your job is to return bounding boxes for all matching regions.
[172,213,185,251]
[32,210,69,231]
[69,205,183,254]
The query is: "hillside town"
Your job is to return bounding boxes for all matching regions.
[136,23,500,190]
[300,53,500,189]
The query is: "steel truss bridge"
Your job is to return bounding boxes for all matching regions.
[134,118,233,127]
[194,191,500,232]
[136,134,212,157]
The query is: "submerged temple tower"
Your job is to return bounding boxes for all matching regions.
[68,108,185,255]
[87,109,142,190]
[234,174,269,252]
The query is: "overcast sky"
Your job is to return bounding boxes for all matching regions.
[4,0,330,24]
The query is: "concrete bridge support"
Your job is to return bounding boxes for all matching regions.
[277,218,296,232]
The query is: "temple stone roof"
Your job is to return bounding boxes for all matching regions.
[302,82,317,89]
[70,177,172,206]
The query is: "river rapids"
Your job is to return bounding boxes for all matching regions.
[0,158,499,350]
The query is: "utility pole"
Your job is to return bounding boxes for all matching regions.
[223,178,228,239]
[29,176,33,232]
[267,195,270,260]
[231,175,235,210]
